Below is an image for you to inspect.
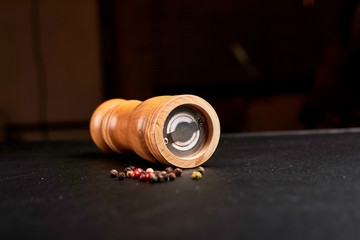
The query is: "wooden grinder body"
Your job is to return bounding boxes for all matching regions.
[90,95,220,168]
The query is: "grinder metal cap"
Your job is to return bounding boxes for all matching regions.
[163,105,206,158]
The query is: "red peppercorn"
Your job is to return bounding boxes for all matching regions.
[132,168,143,178]
[145,172,152,180]
[139,172,147,181]
[134,168,143,173]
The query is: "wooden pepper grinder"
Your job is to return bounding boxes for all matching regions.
[90,95,220,168]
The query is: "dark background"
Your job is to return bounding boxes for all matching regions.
[3,2,360,239]
[1,0,360,141]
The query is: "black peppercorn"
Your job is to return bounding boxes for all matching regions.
[158,174,165,182]
[154,170,161,177]
[149,174,158,183]
[165,167,174,173]
[169,172,176,180]
[161,171,169,181]
[124,166,136,174]
[118,172,125,180]
[110,169,118,178]
[174,168,183,176]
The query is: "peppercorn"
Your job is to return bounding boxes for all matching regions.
[118,172,125,180]
[154,170,162,176]
[169,172,176,180]
[124,166,136,174]
[132,168,143,178]
[145,171,152,181]
[110,169,118,178]
[126,170,133,178]
[139,172,147,181]
[191,171,202,179]
[149,174,158,183]
[161,171,169,181]
[174,168,183,176]
[165,167,174,173]
[197,166,205,174]
[158,174,165,182]
[146,168,154,173]
[134,168,143,173]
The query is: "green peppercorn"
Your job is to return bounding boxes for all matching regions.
[174,168,183,176]
[118,172,125,180]
[169,172,176,180]
[110,169,118,178]
[197,166,205,174]
[191,171,202,179]
[165,167,174,173]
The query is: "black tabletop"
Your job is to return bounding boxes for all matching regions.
[2,129,360,239]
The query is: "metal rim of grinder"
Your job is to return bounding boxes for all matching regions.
[163,105,206,158]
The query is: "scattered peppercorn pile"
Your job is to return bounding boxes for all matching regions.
[109,165,205,183]
[109,166,184,183]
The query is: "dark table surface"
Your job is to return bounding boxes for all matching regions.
[2,129,360,239]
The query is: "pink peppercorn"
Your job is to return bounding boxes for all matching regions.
[139,172,147,181]
[145,172,152,181]
[132,168,143,178]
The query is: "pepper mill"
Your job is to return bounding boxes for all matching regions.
[90,95,220,168]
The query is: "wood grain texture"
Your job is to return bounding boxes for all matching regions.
[128,96,172,164]
[90,99,125,153]
[90,95,221,168]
